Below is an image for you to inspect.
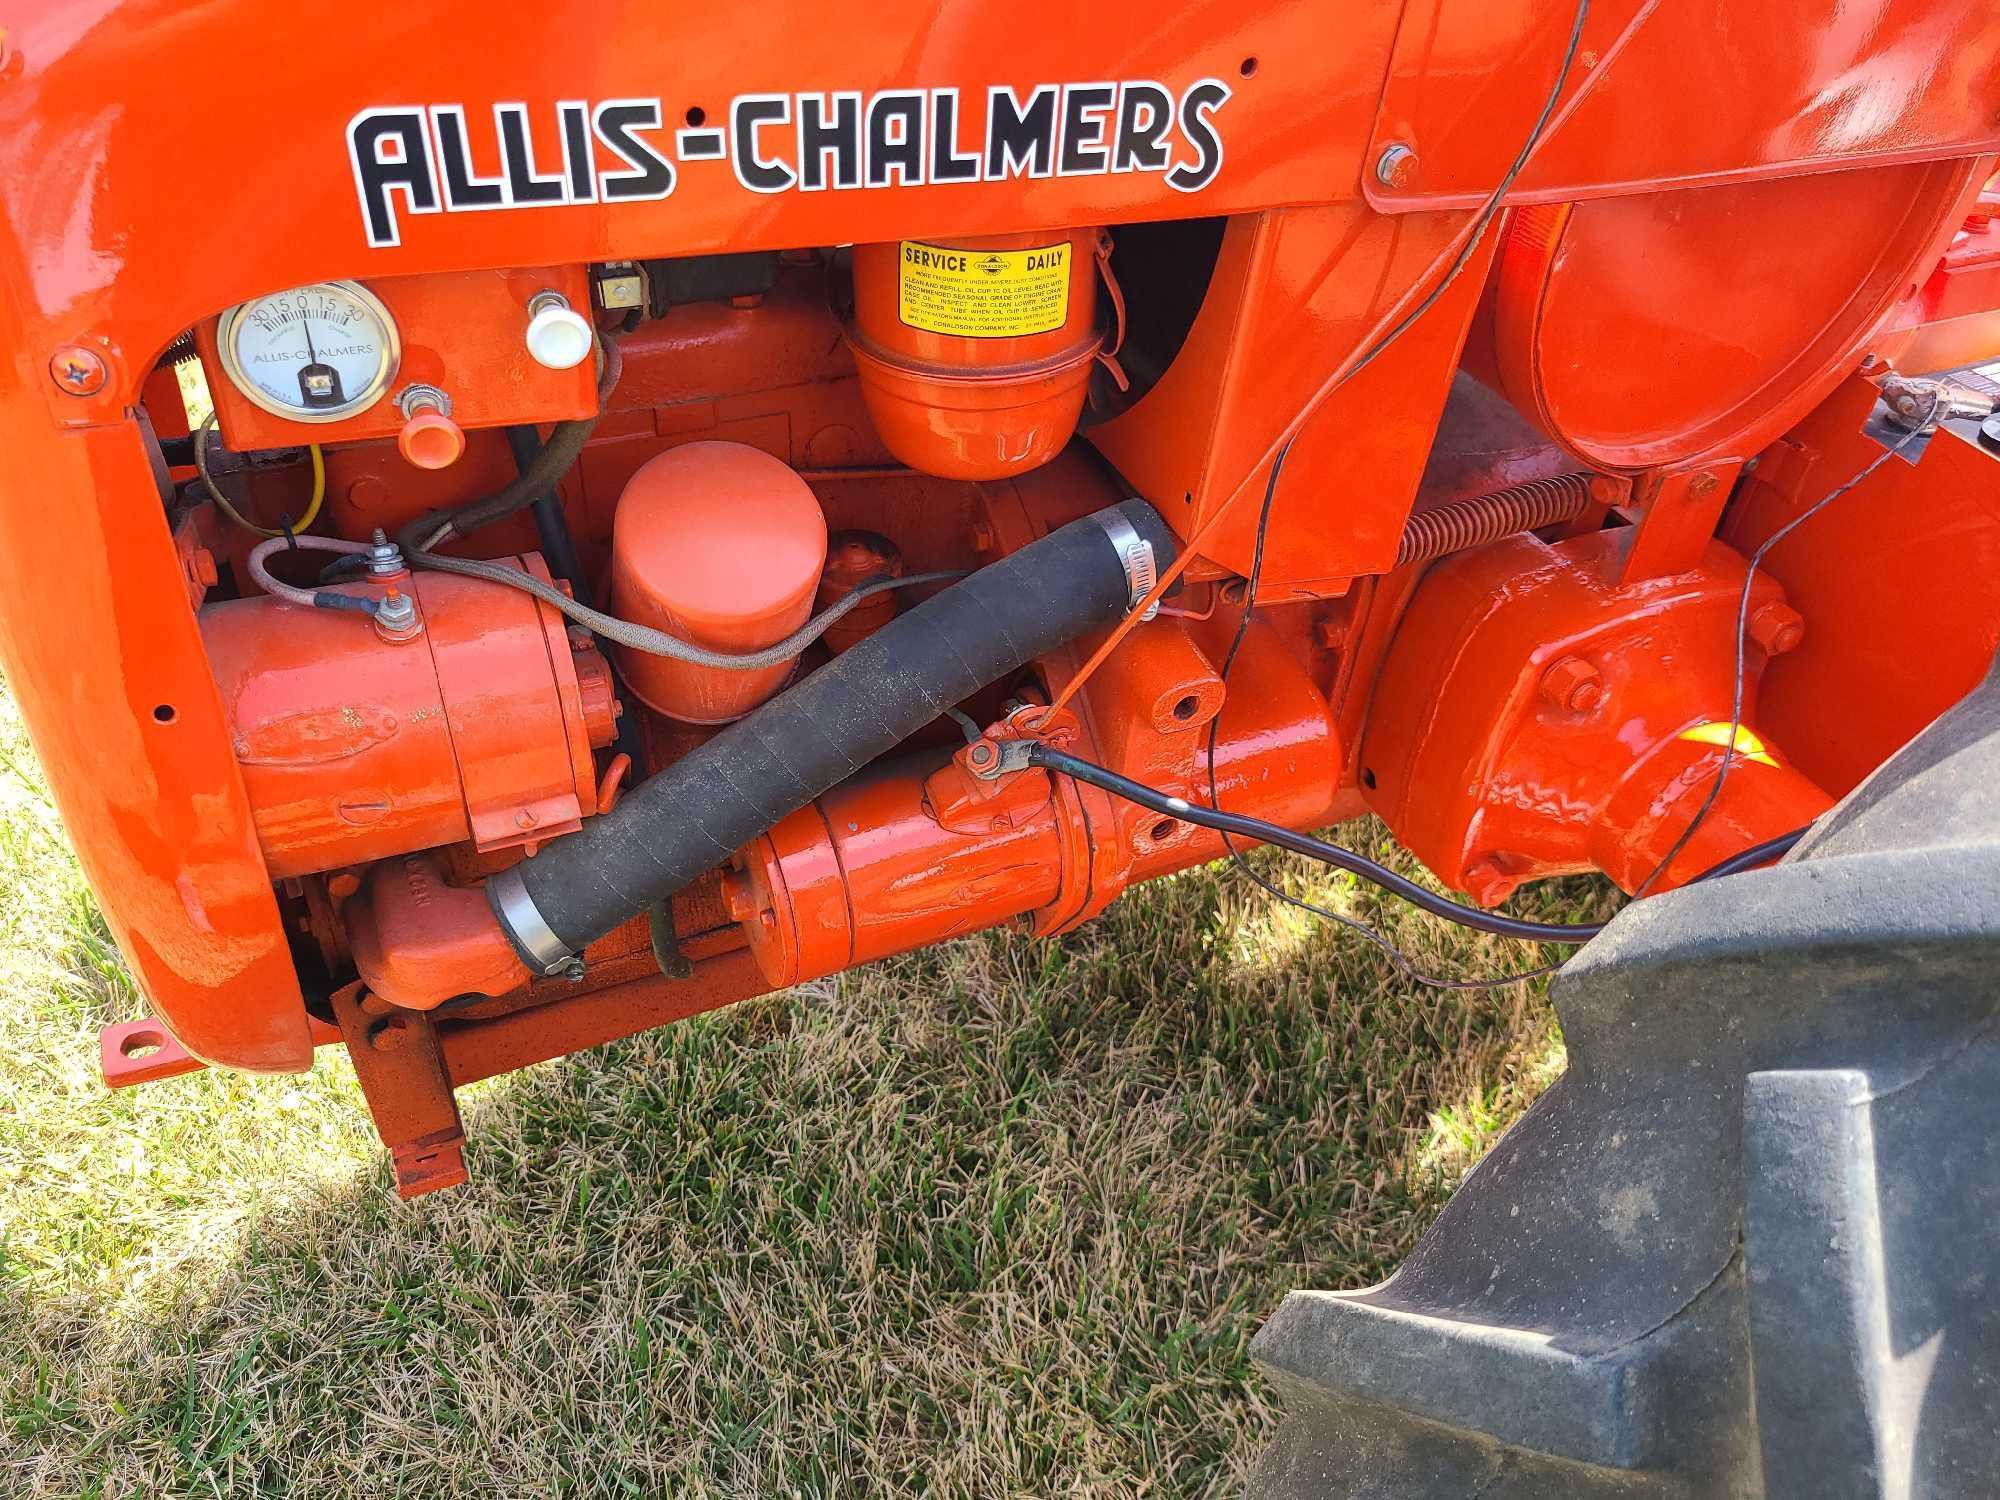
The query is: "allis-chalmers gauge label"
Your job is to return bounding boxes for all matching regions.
[347,81,1232,247]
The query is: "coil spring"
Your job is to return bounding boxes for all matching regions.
[154,329,198,369]
[1395,472,1597,568]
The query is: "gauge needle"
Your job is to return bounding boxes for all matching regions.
[302,314,318,364]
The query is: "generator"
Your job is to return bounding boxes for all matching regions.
[2,1,1998,1492]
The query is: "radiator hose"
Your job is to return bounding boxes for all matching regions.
[485,500,1176,971]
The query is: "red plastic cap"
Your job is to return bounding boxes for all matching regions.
[398,408,465,470]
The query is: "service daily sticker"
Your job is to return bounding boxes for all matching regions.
[897,241,1071,338]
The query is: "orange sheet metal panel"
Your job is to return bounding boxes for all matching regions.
[1090,203,1500,596]
[1721,375,2000,797]
[193,265,597,452]
[0,408,311,1072]
[1365,0,2000,211]
[0,0,1367,400]
[1479,162,1983,471]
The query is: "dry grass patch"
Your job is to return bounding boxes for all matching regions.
[0,681,1611,1496]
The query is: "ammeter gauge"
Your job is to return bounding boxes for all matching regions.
[216,280,399,422]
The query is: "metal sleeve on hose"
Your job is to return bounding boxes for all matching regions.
[488,499,1177,964]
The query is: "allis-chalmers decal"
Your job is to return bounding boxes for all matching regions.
[347,82,1232,247]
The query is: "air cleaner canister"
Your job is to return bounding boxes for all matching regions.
[845,229,1103,480]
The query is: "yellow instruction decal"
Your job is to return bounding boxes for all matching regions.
[1678,722,1779,767]
[897,241,1071,338]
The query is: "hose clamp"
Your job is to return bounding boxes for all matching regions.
[487,866,577,975]
[1095,509,1159,621]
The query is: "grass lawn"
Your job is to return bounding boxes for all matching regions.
[0,680,1614,1496]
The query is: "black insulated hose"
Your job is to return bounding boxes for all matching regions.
[488,500,1178,966]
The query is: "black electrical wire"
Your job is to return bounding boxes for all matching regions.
[1687,825,1806,882]
[1035,745,1607,944]
[1630,413,1930,897]
[502,422,652,773]
[507,424,596,608]
[1189,0,1594,990]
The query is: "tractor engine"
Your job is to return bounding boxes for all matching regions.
[0,4,1993,1220]
[133,182,2000,1188]
[7,7,2000,1490]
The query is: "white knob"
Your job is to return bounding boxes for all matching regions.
[525,292,594,370]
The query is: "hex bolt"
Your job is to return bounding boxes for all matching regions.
[1375,142,1419,190]
[1540,655,1604,712]
[968,741,996,768]
[1748,600,1806,656]
[1687,471,1720,498]
[49,345,107,397]
[366,527,404,576]
[373,587,420,641]
[558,957,587,983]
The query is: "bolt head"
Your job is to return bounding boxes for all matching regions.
[1375,142,1419,190]
[558,957,587,982]
[1540,655,1604,712]
[372,591,423,642]
[1748,600,1806,657]
[49,345,107,396]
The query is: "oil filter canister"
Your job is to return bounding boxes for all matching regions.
[845,228,1102,480]
[609,442,829,723]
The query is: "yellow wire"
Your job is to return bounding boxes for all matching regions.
[195,413,325,537]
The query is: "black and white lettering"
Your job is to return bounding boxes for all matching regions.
[558,101,597,202]
[496,103,567,204]
[346,79,1231,244]
[984,84,1058,180]
[348,107,439,247]
[594,99,675,202]
[1166,78,1230,193]
[1058,83,1116,176]
[731,95,795,193]
[1112,82,1174,172]
[798,92,862,191]
[866,90,926,187]
[429,104,505,210]
[928,88,982,184]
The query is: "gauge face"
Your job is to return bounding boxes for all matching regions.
[217,281,399,422]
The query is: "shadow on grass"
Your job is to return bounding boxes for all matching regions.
[1,832,1609,1498]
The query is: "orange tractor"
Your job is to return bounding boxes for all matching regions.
[3,1,1998,1491]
